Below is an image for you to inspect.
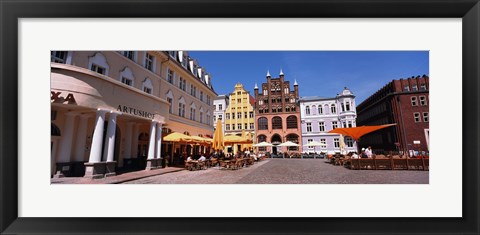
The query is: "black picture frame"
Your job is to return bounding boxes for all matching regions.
[1,0,479,234]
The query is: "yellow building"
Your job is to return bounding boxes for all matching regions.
[224,83,255,154]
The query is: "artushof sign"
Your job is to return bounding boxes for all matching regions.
[117,105,155,119]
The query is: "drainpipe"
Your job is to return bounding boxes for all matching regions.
[397,96,408,157]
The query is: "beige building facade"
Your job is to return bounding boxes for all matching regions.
[50,51,216,178]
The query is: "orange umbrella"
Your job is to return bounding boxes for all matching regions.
[328,124,397,141]
[212,119,224,151]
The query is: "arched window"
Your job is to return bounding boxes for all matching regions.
[178,97,186,117]
[257,134,267,151]
[271,134,282,144]
[166,90,174,114]
[142,78,153,94]
[190,102,196,121]
[286,134,299,151]
[305,106,310,115]
[331,104,336,114]
[324,104,329,114]
[258,117,268,130]
[88,52,109,75]
[286,115,298,129]
[318,105,323,114]
[311,105,316,115]
[272,116,282,129]
[119,67,135,87]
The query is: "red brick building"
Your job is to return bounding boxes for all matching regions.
[356,75,429,156]
[254,70,302,154]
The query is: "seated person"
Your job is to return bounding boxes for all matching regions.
[186,156,193,162]
[198,155,206,162]
[351,152,359,159]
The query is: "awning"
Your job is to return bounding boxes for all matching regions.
[327,124,397,141]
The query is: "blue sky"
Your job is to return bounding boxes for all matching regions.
[189,51,429,104]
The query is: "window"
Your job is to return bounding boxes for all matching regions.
[190,107,196,121]
[142,78,153,94]
[190,85,196,97]
[319,122,325,132]
[343,122,347,128]
[411,96,418,106]
[206,113,211,125]
[226,113,230,119]
[244,112,247,118]
[121,77,132,86]
[423,112,429,122]
[244,123,248,129]
[346,137,354,147]
[213,115,216,121]
[306,123,312,132]
[412,85,418,91]
[238,124,242,130]
[346,101,351,111]
[90,64,106,75]
[237,98,241,103]
[272,117,282,129]
[167,97,173,113]
[231,113,235,119]
[331,104,336,114]
[341,104,345,112]
[420,84,427,91]
[167,69,174,83]
[219,104,223,110]
[249,112,254,118]
[200,91,204,102]
[249,123,254,129]
[122,51,135,61]
[334,138,340,148]
[414,112,421,122]
[332,121,338,129]
[51,51,67,63]
[144,53,154,71]
[179,77,186,91]
[305,106,310,115]
[169,51,177,58]
[320,139,327,148]
[348,121,353,128]
[88,53,109,75]
[237,112,242,119]
[178,103,185,117]
[286,115,298,129]
[419,96,427,106]
[200,111,203,123]
[307,139,314,149]
[226,124,230,130]
[258,117,268,130]
[232,125,235,130]
[182,53,188,67]
[259,100,263,105]
[404,85,410,91]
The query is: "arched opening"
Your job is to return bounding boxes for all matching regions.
[286,115,298,129]
[257,134,267,151]
[258,117,268,130]
[286,134,299,151]
[51,123,61,177]
[272,116,282,129]
[271,134,282,155]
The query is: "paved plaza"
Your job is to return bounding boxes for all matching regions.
[123,158,429,184]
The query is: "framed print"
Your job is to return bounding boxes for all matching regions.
[1,0,479,234]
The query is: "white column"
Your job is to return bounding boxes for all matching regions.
[124,122,134,159]
[57,112,77,163]
[147,121,156,160]
[103,112,119,162]
[88,110,107,163]
[155,123,163,158]
[73,115,90,162]
[132,124,140,158]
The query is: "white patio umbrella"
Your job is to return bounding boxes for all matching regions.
[278,141,300,158]
[252,141,274,147]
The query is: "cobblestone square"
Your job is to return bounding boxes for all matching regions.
[123,158,429,184]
